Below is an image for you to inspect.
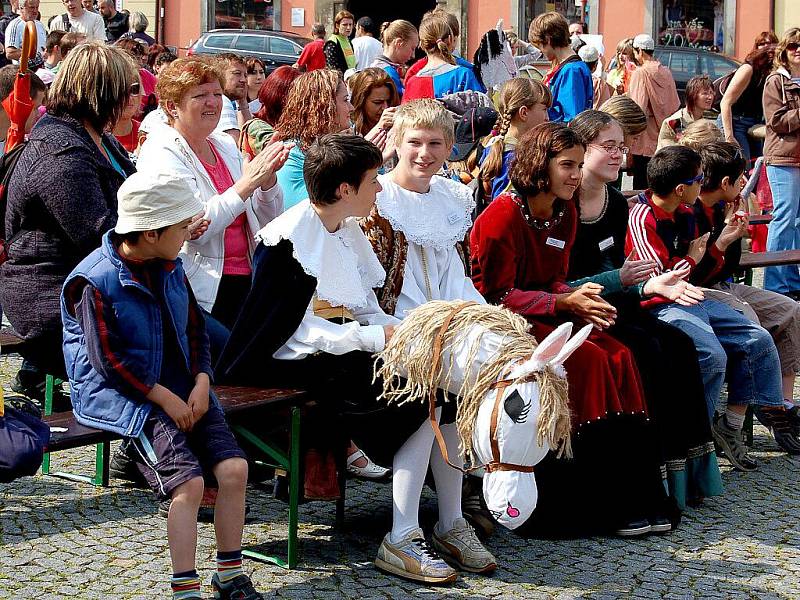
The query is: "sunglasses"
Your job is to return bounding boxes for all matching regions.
[129,82,141,95]
[787,43,800,52]
[682,173,704,186]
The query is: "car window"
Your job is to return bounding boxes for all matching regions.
[235,35,268,54]
[704,54,737,80]
[205,34,235,50]
[269,37,301,57]
[667,51,698,80]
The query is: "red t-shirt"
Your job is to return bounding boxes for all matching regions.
[297,39,326,71]
[199,143,251,276]
[114,119,141,153]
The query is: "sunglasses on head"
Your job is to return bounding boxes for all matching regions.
[682,173,704,186]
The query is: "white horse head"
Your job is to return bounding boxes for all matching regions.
[473,19,518,93]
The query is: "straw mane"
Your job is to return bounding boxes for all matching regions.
[376,301,572,463]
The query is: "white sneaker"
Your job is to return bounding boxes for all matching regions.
[375,528,458,584]
[431,518,498,574]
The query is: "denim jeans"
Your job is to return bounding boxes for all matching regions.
[717,114,762,167]
[650,299,782,419]
[765,165,800,293]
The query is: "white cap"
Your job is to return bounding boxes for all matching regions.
[115,172,204,234]
[578,44,599,63]
[633,34,655,51]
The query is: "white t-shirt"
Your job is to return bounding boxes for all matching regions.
[215,95,239,134]
[48,9,106,42]
[6,17,47,62]
[352,35,383,71]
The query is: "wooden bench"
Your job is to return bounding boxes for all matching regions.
[0,329,25,355]
[42,384,311,570]
[737,250,800,286]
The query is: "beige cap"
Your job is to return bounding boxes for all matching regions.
[115,172,204,234]
[578,44,599,63]
[633,34,655,51]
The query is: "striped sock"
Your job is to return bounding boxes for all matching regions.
[170,570,201,599]
[216,550,244,584]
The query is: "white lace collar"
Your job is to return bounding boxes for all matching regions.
[256,200,386,310]
[376,174,475,251]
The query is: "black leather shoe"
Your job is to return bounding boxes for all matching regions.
[615,518,651,537]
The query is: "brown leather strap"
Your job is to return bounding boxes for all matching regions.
[485,462,536,473]
[489,379,511,467]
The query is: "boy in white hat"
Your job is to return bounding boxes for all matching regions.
[60,173,263,600]
[578,44,612,110]
[627,33,680,188]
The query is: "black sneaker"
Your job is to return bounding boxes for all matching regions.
[711,414,758,471]
[109,445,149,488]
[615,518,651,537]
[211,572,264,600]
[755,407,800,455]
[648,515,672,534]
[786,405,800,438]
[11,372,71,412]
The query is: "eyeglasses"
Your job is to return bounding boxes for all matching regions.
[129,82,141,95]
[682,173,705,186]
[589,142,629,156]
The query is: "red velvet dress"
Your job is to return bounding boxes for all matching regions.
[470,192,647,429]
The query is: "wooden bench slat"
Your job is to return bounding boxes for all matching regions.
[748,214,772,226]
[739,249,800,269]
[42,386,309,452]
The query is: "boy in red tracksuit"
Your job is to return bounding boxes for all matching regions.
[625,145,786,472]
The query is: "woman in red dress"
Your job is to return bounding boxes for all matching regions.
[470,121,673,537]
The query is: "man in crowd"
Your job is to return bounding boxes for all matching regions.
[352,16,382,70]
[295,22,326,72]
[5,0,46,64]
[81,0,95,11]
[0,64,45,155]
[0,0,20,66]
[100,0,128,42]
[38,30,64,75]
[627,33,680,189]
[49,0,106,42]
[214,53,250,145]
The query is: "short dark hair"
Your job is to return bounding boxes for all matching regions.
[647,146,702,196]
[46,30,66,53]
[698,141,746,192]
[357,16,375,35]
[0,65,45,102]
[510,122,585,198]
[112,226,169,246]
[304,133,382,205]
[154,50,177,68]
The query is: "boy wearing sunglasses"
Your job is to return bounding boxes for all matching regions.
[626,145,787,472]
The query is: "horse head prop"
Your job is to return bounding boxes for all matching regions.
[376,301,591,530]
[473,19,518,93]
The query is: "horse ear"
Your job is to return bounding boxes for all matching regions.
[511,322,573,378]
[550,323,593,367]
[496,19,504,36]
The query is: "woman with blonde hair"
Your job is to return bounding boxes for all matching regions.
[676,119,725,152]
[372,19,419,97]
[403,8,478,86]
[1,42,137,401]
[761,27,800,296]
[606,37,636,94]
[274,69,354,208]
[324,9,356,73]
[403,14,482,102]
[478,78,552,203]
[348,67,400,136]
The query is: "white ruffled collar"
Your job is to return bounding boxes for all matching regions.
[376,174,475,251]
[256,200,386,310]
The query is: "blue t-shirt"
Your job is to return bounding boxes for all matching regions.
[276,145,308,210]
[548,59,593,123]
[479,146,515,200]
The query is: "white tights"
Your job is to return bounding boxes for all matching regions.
[389,407,464,542]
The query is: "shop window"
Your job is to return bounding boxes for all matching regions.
[659,0,725,49]
[524,0,584,31]
[215,0,275,30]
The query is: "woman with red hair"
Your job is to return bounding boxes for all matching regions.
[239,65,301,160]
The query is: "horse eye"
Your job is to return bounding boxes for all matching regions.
[503,390,531,424]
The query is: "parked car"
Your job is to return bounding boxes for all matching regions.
[188,29,312,73]
[654,46,740,103]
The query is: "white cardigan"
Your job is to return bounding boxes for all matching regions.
[137,126,284,311]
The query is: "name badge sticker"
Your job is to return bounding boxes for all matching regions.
[598,236,615,251]
[447,212,461,225]
[545,237,566,250]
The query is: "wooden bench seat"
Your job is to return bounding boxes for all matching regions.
[739,249,800,269]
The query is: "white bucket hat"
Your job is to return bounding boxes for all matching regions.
[633,34,655,51]
[115,172,204,234]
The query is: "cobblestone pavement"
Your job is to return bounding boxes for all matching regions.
[3,353,800,599]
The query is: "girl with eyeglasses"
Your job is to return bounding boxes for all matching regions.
[568,110,722,512]
[762,27,800,297]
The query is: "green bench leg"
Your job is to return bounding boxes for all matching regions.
[235,405,301,570]
[41,374,110,487]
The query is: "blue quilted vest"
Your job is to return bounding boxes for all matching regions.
[61,231,194,438]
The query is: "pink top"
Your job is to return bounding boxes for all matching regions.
[199,143,252,276]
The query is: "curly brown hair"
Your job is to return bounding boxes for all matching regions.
[156,56,225,124]
[275,69,345,148]
[510,122,585,198]
[348,67,399,134]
